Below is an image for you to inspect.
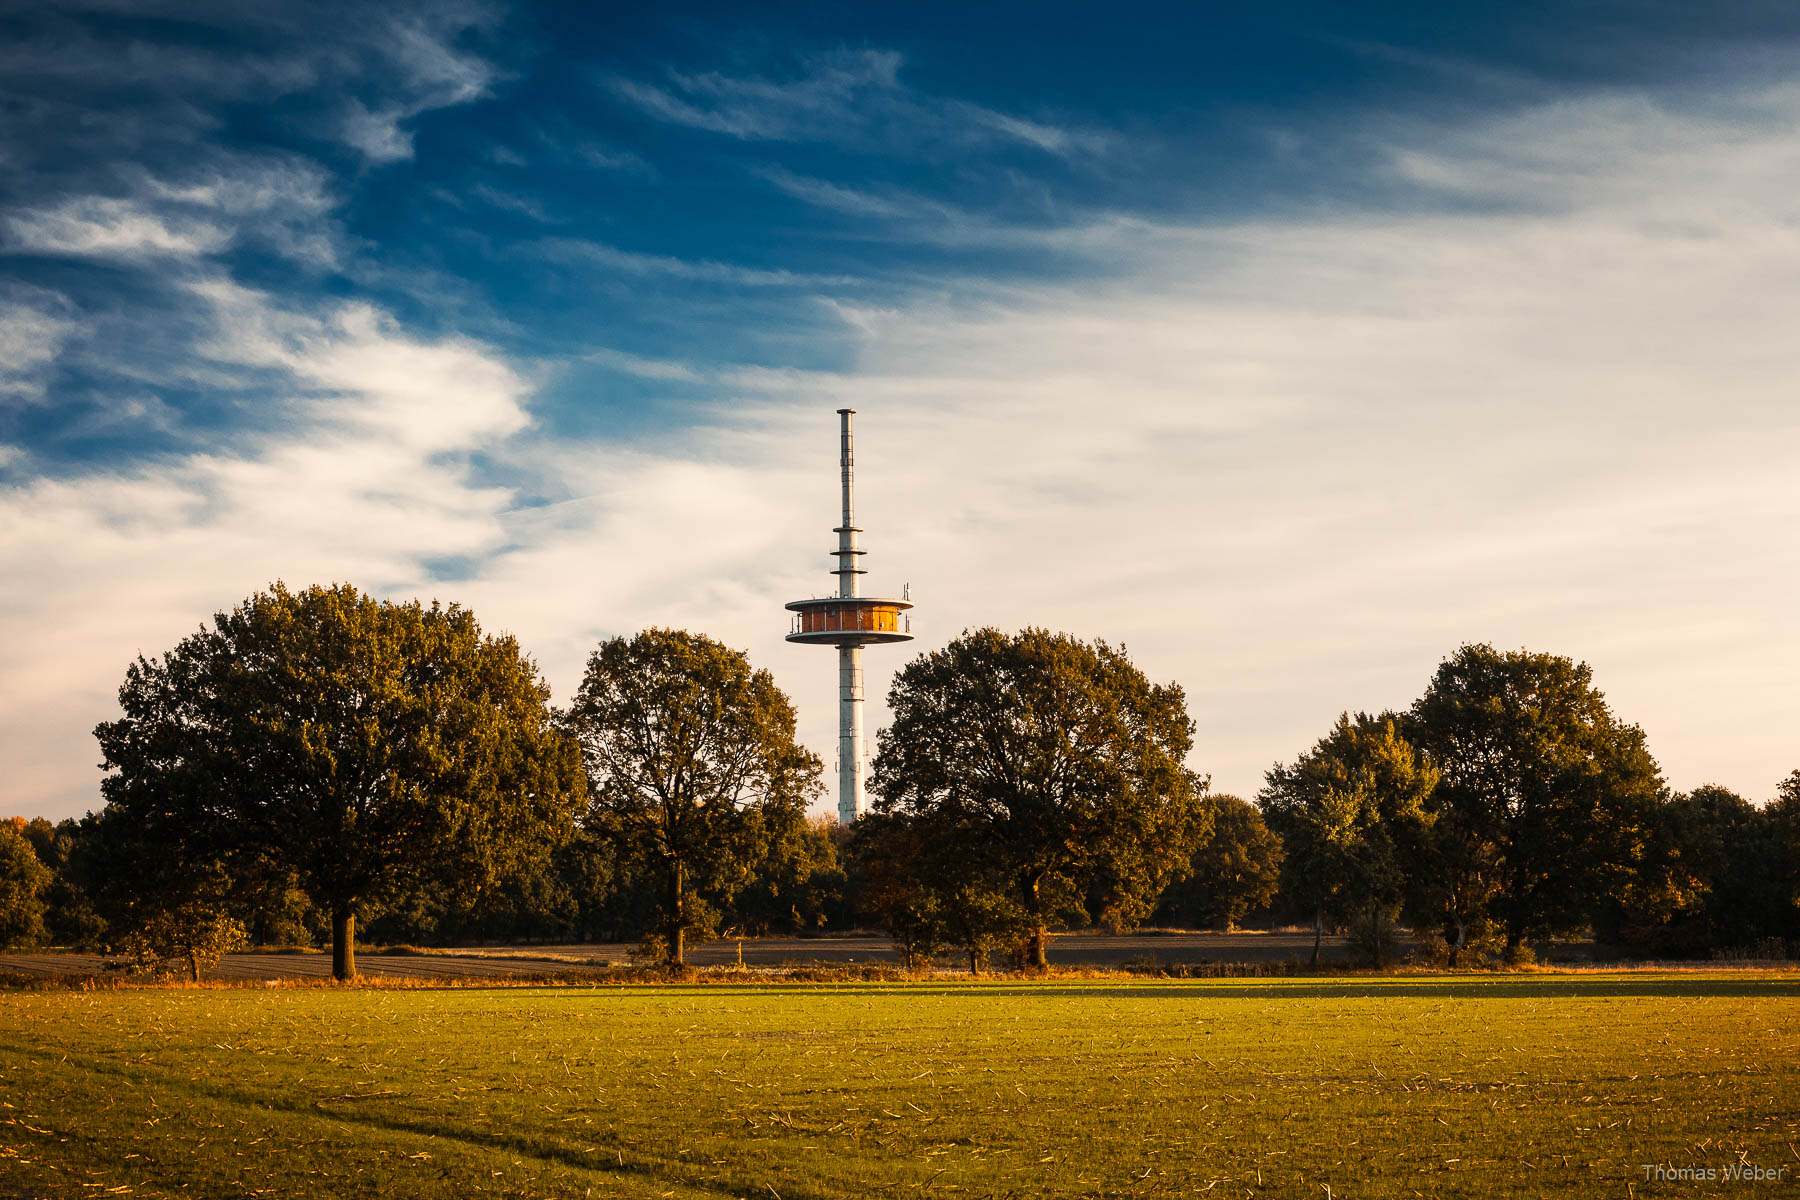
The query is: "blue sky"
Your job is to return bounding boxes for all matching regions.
[5,1,1800,820]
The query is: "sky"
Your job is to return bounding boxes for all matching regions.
[4,0,1799,822]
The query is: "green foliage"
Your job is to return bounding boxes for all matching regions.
[92,582,585,979]
[564,628,823,966]
[850,810,1030,971]
[1259,712,1435,965]
[1155,794,1284,931]
[114,906,247,982]
[1408,644,1664,960]
[21,817,108,948]
[1600,784,1787,956]
[730,813,847,936]
[0,818,51,950]
[870,627,1210,967]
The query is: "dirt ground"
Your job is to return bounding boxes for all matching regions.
[0,931,1372,980]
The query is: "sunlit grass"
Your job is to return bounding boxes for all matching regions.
[3,974,1797,1197]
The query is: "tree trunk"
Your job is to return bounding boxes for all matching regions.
[188,947,200,983]
[669,860,685,969]
[1024,873,1048,971]
[1310,906,1324,969]
[332,907,356,981]
[968,948,978,975]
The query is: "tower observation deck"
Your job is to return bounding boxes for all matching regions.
[785,409,913,824]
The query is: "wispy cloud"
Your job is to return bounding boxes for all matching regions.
[607,47,1106,160]
[0,1,498,167]
[0,288,76,403]
[4,197,232,260]
[534,237,857,287]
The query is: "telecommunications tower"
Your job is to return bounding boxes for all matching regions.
[785,409,914,824]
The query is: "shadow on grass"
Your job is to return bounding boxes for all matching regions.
[0,1035,807,1200]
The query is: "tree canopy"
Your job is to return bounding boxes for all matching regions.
[93,582,584,979]
[0,819,50,951]
[870,627,1209,968]
[1259,713,1435,965]
[1155,794,1284,933]
[1408,643,1664,960]
[564,628,822,967]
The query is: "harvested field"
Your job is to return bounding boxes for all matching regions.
[2,974,1797,1198]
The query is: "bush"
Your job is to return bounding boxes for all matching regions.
[1503,941,1537,968]
[1345,905,1405,967]
[112,907,247,981]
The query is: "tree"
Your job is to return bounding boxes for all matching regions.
[1259,714,1436,966]
[564,629,822,967]
[1408,644,1664,961]
[0,819,51,950]
[729,812,847,937]
[850,810,1030,972]
[20,818,107,948]
[1599,785,1786,956]
[94,582,584,980]
[870,628,1210,969]
[1770,770,1800,944]
[1156,795,1283,931]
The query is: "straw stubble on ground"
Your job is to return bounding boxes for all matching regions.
[2,974,1797,1198]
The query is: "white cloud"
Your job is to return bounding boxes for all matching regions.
[0,290,76,401]
[0,284,530,818]
[4,196,231,259]
[5,159,342,268]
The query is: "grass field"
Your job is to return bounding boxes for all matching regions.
[3,974,1797,1198]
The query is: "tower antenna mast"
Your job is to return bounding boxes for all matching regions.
[785,409,914,824]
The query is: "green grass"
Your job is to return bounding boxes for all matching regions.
[3,974,1797,1198]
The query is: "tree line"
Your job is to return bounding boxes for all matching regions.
[2,583,1796,978]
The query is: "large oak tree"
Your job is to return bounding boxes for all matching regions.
[870,627,1209,969]
[94,582,584,979]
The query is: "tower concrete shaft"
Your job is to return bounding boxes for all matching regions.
[838,645,863,825]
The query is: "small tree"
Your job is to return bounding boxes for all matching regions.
[1260,713,1436,967]
[871,628,1210,969]
[0,819,51,950]
[851,810,1029,973]
[730,812,846,937]
[1156,795,1283,931]
[116,906,247,982]
[564,629,822,967]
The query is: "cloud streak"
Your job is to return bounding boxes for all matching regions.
[607,48,1107,160]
